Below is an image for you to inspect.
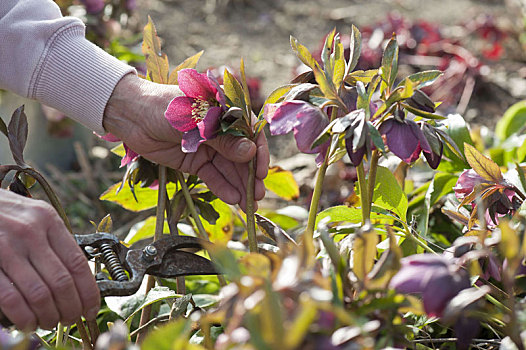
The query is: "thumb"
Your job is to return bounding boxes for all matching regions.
[206,134,256,163]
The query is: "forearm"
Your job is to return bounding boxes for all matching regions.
[0,0,135,134]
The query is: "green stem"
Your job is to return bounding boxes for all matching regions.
[136,166,168,343]
[246,158,258,253]
[175,171,226,287]
[56,323,64,347]
[356,163,369,225]
[366,150,380,217]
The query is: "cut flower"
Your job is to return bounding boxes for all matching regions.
[165,69,224,153]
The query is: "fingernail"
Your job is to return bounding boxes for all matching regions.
[236,140,252,156]
[86,306,99,320]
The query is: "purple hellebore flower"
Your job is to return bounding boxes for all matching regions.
[165,69,224,153]
[81,0,105,14]
[99,133,138,168]
[389,254,470,317]
[264,101,329,166]
[454,169,522,226]
[379,117,432,165]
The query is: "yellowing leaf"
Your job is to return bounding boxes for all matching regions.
[202,199,234,244]
[97,214,113,233]
[499,220,520,261]
[264,166,299,200]
[110,143,125,157]
[353,226,379,282]
[223,68,247,115]
[100,181,177,212]
[168,50,204,85]
[464,143,503,183]
[142,16,170,84]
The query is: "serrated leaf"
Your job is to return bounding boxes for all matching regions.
[290,36,318,71]
[380,35,399,90]
[168,50,204,85]
[402,70,442,89]
[264,166,299,200]
[142,16,170,84]
[100,181,177,211]
[347,25,362,74]
[345,70,377,85]
[464,143,503,183]
[97,214,113,233]
[223,68,247,118]
[8,105,28,167]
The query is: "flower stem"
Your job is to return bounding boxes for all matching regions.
[356,162,369,225]
[304,148,330,264]
[175,171,227,287]
[136,166,168,343]
[246,158,258,253]
[366,150,380,215]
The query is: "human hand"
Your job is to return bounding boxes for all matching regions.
[103,73,270,211]
[0,190,100,330]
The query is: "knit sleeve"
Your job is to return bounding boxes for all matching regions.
[0,0,135,134]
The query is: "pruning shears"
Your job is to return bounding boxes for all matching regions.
[0,233,218,327]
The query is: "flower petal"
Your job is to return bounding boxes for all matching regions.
[198,106,222,140]
[207,70,227,108]
[380,119,420,163]
[453,169,485,199]
[293,103,329,154]
[263,102,302,135]
[178,68,216,101]
[98,132,121,142]
[181,128,204,153]
[121,144,138,168]
[165,96,199,132]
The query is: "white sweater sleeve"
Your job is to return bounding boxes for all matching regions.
[0,0,135,134]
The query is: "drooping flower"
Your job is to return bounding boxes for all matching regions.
[389,254,470,317]
[454,169,523,226]
[263,101,329,166]
[99,133,138,168]
[379,116,432,165]
[164,69,225,153]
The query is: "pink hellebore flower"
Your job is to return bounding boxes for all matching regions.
[389,254,470,317]
[263,101,329,166]
[454,169,522,226]
[164,69,224,153]
[99,133,138,168]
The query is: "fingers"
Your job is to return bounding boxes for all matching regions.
[47,221,100,320]
[255,131,270,180]
[206,134,257,163]
[197,162,241,205]
[0,270,35,331]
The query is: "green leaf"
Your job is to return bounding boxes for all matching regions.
[8,105,28,167]
[496,101,526,140]
[418,173,457,236]
[367,227,402,290]
[284,302,318,349]
[110,143,125,157]
[345,70,377,85]
[142,16,170,84]
[100,181,177,211]
[401,103,446,120]
[255,213,297,245]
[347,24,362,74]
[368,122,385,153]
[321,29,336,75]
[223,68,247,116]
[125,286,178,323]
[264,166,299,200]
[372,166,408,221]
[380,35,399,90]
[464,143,503,183]
[142,318,203,350]
[315,205,393,228]
[290,36,318,71]
[257,84,296,118]
[168,50,204,85]
[239,58,253,115]
[437,114,472,170]
[201,199,234,244]
[97,214,113,233]
[499,221,520,261]
[402,70,442,89]
[353,226,379,282]
[124,216,170,244]
[331,39,346,89]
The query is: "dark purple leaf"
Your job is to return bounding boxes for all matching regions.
[7,105,28,167]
